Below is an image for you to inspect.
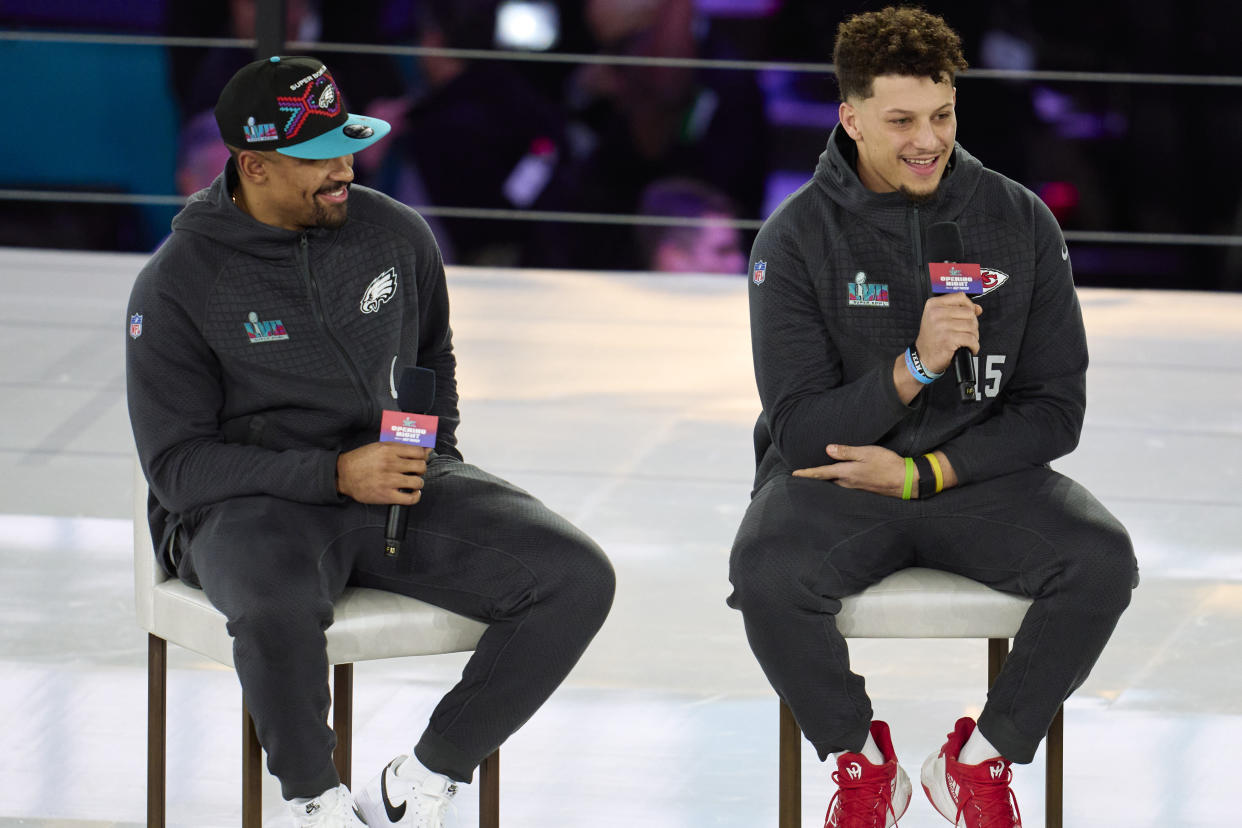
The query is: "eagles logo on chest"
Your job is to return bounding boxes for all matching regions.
[361,268,398,314]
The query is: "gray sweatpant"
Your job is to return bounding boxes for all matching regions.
[727,465,1136,765]
[178,455,615,799]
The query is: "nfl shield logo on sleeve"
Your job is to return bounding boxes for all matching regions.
[752,260,767,285]
[129,313,143,339]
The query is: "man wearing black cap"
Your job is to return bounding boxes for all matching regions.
[126,56,615,827]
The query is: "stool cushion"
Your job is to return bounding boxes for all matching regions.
[836,568,1031,639]
[133,459,486,667]
[149,580,487,666]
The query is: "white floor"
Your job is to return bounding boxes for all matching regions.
[0,246,1239,827]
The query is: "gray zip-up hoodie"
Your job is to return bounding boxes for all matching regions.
[747,125,1086,491]
[126,166,459,569]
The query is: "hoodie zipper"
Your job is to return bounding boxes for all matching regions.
[299,233,375,424]
[910,205,928,304]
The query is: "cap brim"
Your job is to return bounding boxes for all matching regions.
[278,114,391,159]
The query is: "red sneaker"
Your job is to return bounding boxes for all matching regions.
[825,721,912,828]
[920,718,1022,827]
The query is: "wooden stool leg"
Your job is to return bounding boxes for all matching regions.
[479,749,500,828]
[779,700,800,828]
[243,705,262,828]
[1046,705,1064,828]
[988,638,1008,687]
[333,664,354,789]
[148,634,167,828]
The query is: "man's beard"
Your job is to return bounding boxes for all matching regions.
[900,184,939,205]
[313,202,349,230]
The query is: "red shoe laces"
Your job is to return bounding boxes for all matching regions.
[826,768,898,827]
[954,764,1022,828]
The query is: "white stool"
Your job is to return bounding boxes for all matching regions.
[133,459,499,826]
[777,567,1062,827]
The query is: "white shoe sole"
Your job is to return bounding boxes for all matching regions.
[920,750,960,826]
[890,765,913,826]
[354,779,393,826]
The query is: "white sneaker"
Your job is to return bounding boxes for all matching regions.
[289,783,368,827]
[356,755,458,827]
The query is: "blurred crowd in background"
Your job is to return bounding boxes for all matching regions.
[1,0,1240,289]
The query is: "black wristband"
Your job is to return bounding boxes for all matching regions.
[914,454,937,499]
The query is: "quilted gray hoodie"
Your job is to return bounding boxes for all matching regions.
[747,125,1086,491]
[126,164,459,570]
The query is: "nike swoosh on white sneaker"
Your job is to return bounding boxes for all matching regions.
[381,766,406,822]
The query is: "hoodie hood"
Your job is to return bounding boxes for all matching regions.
[812,124,984,233]
[171,161,317,262]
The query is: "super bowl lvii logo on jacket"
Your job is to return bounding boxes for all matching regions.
[847,272,890,307]
[245,311,289,343]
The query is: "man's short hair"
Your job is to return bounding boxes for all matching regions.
[832,6,968,101]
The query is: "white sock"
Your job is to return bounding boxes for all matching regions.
[395,753,427,779]
[861,730,885,764]
[958,725,1002,765]
[396,753,452,784]
[839,730,885,765]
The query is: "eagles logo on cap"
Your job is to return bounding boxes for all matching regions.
[276,72,341,140]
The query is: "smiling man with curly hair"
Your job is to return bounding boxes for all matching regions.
[727,7,1137,827]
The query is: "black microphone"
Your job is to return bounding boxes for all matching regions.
[926,221,978,401]
[384,366,436,557]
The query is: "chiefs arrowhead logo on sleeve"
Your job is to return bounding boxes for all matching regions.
[980,267,1010,296]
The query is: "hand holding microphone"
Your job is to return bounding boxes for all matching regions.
[334,365,438,558]
[921,221,983,401]
[334,442,429,505]
[912,293,981,389]
[380,366,438,557]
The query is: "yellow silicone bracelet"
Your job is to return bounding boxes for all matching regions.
[925,453,944,494]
